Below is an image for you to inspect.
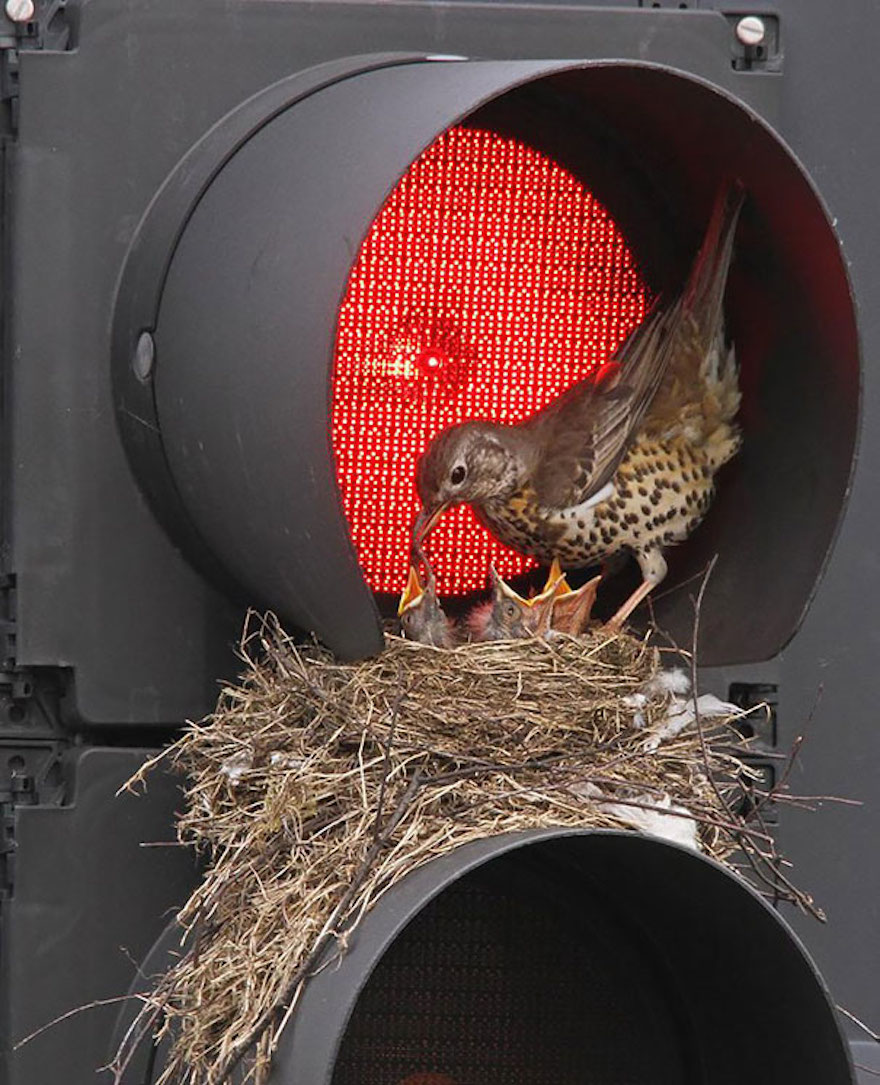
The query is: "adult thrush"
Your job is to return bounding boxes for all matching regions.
[414,182,744,628]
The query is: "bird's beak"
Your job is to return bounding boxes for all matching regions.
[540,558,571,598]
[496,575,530,606]
[398,564,425,615]
[413,503,449,546]
[491,564,563,609]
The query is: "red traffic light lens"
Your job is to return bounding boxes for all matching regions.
[332,125,650,598]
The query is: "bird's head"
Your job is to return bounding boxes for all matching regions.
[397,564,453,647]
[413,421,523,544]
[467,561,569,641]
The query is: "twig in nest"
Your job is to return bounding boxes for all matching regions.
[838,1004,880,1043]
[686,557,825,921]
[14,994,149,1052]
[371,665,406,844]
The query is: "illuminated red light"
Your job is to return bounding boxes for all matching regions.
[418,350,444,373]
[331,126,650,598]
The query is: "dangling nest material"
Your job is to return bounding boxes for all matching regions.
[115,613,818,1085]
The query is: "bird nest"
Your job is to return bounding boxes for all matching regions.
[114,613,817,1085]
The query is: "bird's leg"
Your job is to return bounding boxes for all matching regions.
[605,549,667,633]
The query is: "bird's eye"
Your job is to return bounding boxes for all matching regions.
[449,463,467,486]
[504,602,518,619]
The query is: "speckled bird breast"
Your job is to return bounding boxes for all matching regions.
[476,436,719,569]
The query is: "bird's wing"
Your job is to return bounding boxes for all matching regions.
[528,300,677,510]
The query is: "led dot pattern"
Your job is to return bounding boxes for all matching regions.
[332,126,651,598]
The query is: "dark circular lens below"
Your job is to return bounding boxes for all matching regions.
[332,857,692,1085]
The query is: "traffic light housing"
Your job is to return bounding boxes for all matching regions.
[2,1,878,1082]
[9,2,858,726]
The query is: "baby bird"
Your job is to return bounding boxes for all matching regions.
[397,565,455,647]
[467,564,563,641]
[413,182,745,630]
[543,559,602,635]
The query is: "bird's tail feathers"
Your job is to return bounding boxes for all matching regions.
[702,341,741,426]
[696,339,742,466]
[612,294,681,433]
[683,180,746,330]
[640,182,745,443]
[643,341,741,447]
[615,176,745,430]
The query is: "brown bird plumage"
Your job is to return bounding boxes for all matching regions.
[414,182,745,628]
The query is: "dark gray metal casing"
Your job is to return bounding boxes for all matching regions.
[111,54,856,673]
[3,1,880,1083]
[0,749,199,1085]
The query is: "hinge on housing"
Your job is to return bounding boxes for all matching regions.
[0,574,28,900]
[0,748,36,900]
[0,741,67,899]
[0,0,73,136]
[0,794,14,898]
[0,760,33,899]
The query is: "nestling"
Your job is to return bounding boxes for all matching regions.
[397,564,455,647]
[543,559,602,636]
[466,564,563,641]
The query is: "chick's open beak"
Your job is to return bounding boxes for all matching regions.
[398,565,425,616]
[539,558,571,600]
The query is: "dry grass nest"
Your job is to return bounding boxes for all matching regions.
[115,612,819,1085]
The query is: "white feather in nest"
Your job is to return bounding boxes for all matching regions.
[570,781,699,851]
[598,793,700,851]
[624,667,741,750]
[219,750,252,785]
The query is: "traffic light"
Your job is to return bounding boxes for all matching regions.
[1,0,878,1082]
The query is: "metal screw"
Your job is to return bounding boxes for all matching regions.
[735,15,766,47]
[5,0,34,23]
[132,331,155,382]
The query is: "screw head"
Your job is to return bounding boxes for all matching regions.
[735,15,766,47]
[132,331,156,382]
[5,0,34,23]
